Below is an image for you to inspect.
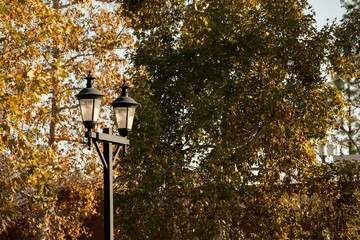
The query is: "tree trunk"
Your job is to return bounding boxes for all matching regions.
[49,0,60,148]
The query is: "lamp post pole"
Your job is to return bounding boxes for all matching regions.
[85,129,127,240]
[103,128,113,240]
[76,71,138,240]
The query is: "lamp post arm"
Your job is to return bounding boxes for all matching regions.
[94,140,108,169]
[85,131,128,168]
[112,144,123,163]
[85,131,129,145]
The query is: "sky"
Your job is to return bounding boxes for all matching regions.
[307,0,346,27]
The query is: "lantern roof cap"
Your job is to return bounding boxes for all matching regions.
[76,87,105,99]
[111,80,138,107]
[111,95,138,107]
[76,71,105,100]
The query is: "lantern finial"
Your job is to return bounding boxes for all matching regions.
[85,71,96,88]
[120,80,130,97]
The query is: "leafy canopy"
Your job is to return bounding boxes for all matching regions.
[114,0,347,239]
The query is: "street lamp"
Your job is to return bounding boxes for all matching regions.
[76,71,138,240]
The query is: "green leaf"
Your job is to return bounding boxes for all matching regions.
[0,5,8,16]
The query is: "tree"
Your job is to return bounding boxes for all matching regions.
[329,0,360,154]
[0,0,133,238]
[114,0,349,239]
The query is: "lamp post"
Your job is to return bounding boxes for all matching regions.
[76,71,138,240]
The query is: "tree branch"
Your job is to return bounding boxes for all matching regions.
[64,53,94,66]
[243,116,275,147]
[60,87,83,95]
[59,4,73,9]
[341,125,360,154]
[59,104,79,112]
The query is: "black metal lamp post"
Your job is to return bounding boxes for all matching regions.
[76,71,138,240]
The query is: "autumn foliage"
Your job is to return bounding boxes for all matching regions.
[0,0,132,238]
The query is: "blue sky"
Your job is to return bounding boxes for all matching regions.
[307,0,346,27]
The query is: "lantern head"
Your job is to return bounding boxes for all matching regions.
[76,71,105,131]
[111,81,138,137]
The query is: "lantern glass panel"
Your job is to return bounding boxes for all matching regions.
[93,98,102,122]
[79,99,94,122]
[79,98,102,122]
[127,106,136,130]
[114,107,127,129]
